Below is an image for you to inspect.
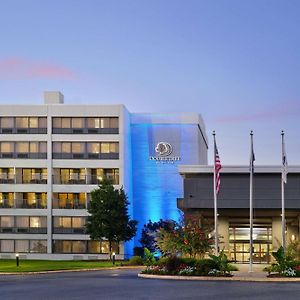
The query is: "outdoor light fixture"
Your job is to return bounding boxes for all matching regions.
[112,252,116,265]
[15,253,19,267]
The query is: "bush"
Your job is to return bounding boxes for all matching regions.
[164,256,184,274]
[194,259,219,276]
[128,256,144,266]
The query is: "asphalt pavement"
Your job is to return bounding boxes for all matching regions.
[0,268,299,300]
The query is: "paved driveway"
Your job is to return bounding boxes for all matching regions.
[0,268,299,300]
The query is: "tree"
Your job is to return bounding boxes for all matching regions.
[156,216,214,258]
[86,179,138,259]
[139,219,177,252]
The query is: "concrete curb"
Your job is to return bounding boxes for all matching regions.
[0,266,143,276]
[138,273,300,282]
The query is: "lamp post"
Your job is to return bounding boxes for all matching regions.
[112,252,116,265]
[15,253,19,267]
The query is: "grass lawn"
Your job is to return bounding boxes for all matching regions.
[0,259,122,273]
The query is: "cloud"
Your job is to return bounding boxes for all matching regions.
[214,100,300,124]
[0,57,75,79]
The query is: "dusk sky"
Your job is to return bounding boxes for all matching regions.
[0,0,299,165]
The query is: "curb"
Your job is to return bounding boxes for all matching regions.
[138,273,300,282]
[0,266,143,276]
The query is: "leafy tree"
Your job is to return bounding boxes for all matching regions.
[140,219,177,252]
[86,179,138,259]
[156,216,214,258]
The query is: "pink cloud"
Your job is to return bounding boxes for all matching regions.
[214,100,300,123]
[0,57,75,79]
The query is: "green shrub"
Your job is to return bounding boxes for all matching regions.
[194,259,219,276]
[181,257,197,267]
[128,256,144,266]
[144,248,155,266]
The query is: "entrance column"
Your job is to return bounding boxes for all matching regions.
[272,217,281,251]
[218,217,229,254]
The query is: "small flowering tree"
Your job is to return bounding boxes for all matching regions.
[182,216,214,258]
[156,216,214,258]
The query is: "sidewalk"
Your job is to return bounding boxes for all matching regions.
[233,263,268,278]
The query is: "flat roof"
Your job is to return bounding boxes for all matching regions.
[179,165,300,174]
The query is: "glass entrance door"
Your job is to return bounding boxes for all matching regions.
[229,227,272,263]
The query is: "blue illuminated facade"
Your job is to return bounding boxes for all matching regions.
[129,114,208,248]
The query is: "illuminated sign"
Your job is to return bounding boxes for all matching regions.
[149,142,180,162]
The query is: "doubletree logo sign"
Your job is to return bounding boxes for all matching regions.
[149,142,180,162]
[155,142,173,156]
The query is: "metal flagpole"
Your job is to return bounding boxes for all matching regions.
[213,131,218,255]
[249,131,254,273]
[281,131,286,250]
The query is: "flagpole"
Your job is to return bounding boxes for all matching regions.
[249,130,254,273]
[213,131,218,255]
[281,130,286,250]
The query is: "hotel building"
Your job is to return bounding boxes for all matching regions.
[0,92,207,259]
[178,165,300,263]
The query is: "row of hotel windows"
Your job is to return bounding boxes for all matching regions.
[0,240,119,254]
[0,117,118,134]
[0,192,93,209]
[0,168,119,185]
[0,142,119,159]
[0,216,87,233]
[0,216,47,233]
[52,117,119,134]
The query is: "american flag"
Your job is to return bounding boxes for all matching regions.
[214,138,222,195]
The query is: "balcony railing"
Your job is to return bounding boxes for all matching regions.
[52,128,118,134]
[0,227,47,233]
[0,128,47,134]
[52,199,86,209]
[0,174,47,184]
[52,227,86,234]
[0,153,47,159]
[52,153,119,159]
[0,199,47,209]
[52,175,118,185]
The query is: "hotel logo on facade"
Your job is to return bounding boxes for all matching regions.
[149,142,180,162]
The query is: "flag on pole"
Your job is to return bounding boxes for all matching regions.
[282,131,288,184]
[214,137,222,195]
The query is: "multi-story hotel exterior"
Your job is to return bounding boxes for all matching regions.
[0,92,207,259]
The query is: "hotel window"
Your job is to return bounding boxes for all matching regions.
[88,142,100,154]
[30,240,47,253]
[0,192,14,208]
[109,142,119,153]
[1,216,14,228]
[53,240,72,253]
[72,142,85,153]
[16,216,29,228]
[1,240,14,252]
[52,117,61,128]
[72,118,85,128]
[38,117,47,128]
[15,240,30,253]
[39,142,47,153]
[72,241,86,253]
[53,142,62,153]
[100,143,110,153]
[30,142,38,153]
[61,118,71,128]
[16,142,29,153]
[16,117,29,128]
[1,117,14,128]
[87,118,100,129]
[100,118,110,128]
[62,142,71,153]
[1,142,14,153]
[110,117,118,128]
[29,117,38,128]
